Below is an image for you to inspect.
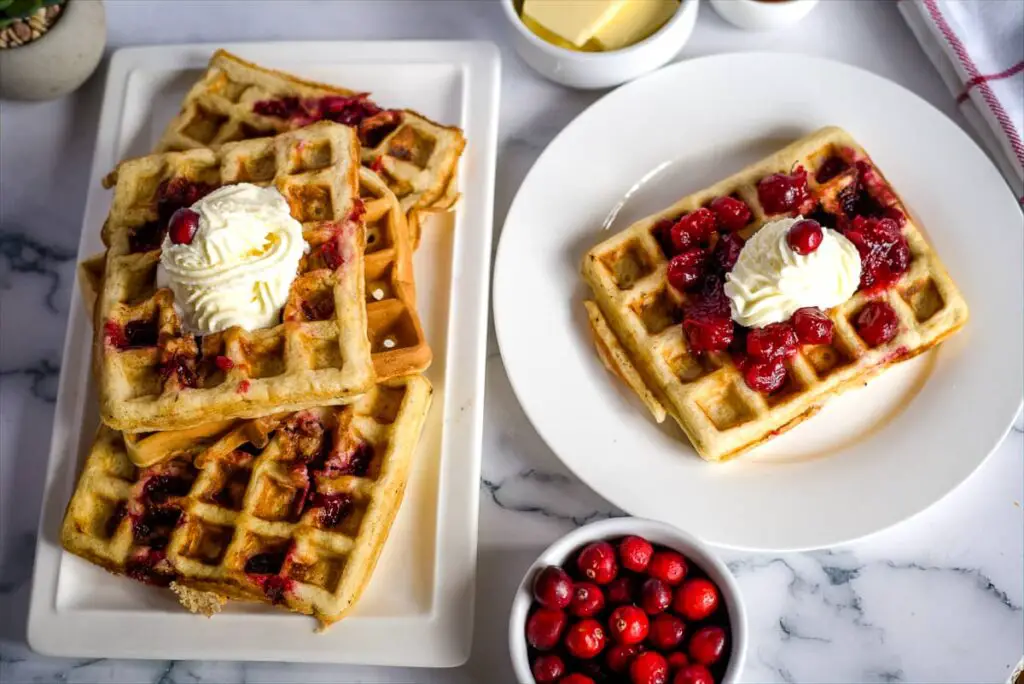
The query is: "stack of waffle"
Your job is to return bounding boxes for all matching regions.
[62,50,465,629]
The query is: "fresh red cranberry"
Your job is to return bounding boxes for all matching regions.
[649,613,687,650]
[104,321,128,349]
[674,578,720,621]
[815,156,850,184]
[640,578,673,615]
[854,301,899,347]
[569,582,606,618]
[630,651,669,684]
[577,541,618,585]
[674,664,714,684]
[786,219,823,255]
[609,605,649,645]
[619,535,654,572]
[607,644,644,673]
[842,215,910,291]
[652,218,681,257]
[168,208,200,245]
[792,307,834,345]
[682,314,734,354]
[565,618,607,659]
[708,196,752,232]
[526,608,566,651]
[560,675,595,684]
[742,358,787,394]
[667,249,707,292]
[531,654,565,683]
[607,576,637,605]
[670,209,717,252]
[757,167,810,215]
[688,626,727,666]
[746,323,798,361]
[712,232,745,273]
[883,206,907,228]
[214,355,234,372]
[244,551,285,575]
[533,566,573,610]
[648,550,688,586]
[666,652,690,672]
[124,320,157,348]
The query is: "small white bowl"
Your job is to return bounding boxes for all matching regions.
[710,0,818,31]
[501,0,700,89]
[509,517,747,683]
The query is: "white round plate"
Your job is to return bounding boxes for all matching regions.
[493,53,1024,551]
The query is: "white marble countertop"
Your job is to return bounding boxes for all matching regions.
[1,1,1021,682]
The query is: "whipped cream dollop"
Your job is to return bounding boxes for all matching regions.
[724,216,861,328]
[157,183,308,335]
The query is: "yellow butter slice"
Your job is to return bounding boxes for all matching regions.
[592,0,680,51]
[521,0,628,48]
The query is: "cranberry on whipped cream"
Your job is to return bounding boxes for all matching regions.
[156,183,308,335]
[723,216,861,328]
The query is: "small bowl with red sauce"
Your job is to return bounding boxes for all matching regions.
[509,517,746,684]
[710,0,818,31]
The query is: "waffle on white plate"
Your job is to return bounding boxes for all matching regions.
[582,126,968,462]
[96,121,374,433]
[155,49,465,226]
[61,375,432,629]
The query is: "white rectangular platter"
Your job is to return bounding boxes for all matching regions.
[27,41,500,666]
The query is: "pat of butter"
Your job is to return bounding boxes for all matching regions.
[521,0,628,48]
[592,0,679,51]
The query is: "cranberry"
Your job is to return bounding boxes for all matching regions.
[667,249,707,292]
[531,654,565,683]
[630,650,669,684]
[688,626,727,666]
[607,576,637,605]
[649,613,687,650]
[104,321,128,349]
[565,618,607,659]
[653,218,681,257]
[640,578,673,615]
[311,493,352,528]
[712,232,744,273]
[214,355,234,372]
[560,675,595,684]
[534,566,573,610]
[160,353,198,389]
[334,442,374,477]
[670,209,716,252]
[854,301,899,347]
[168,208,200,245]
[570,582,606,618]
[143,474,192,504]
[526,608,566,651]
[609,605,649,645]
[648,550,688,586]
[815,156,849,184]
[883,206,907,228]
[742,358,787,394]
[244,551,285,575]
[666,652,690,672]
[682,314,734,354]
[674,578,720,621]
[673,664,715,684]
[577,541,618,585]
[607,643,644,673]
[757,167,810,215]
[746,323,798,361]
[842,215,910,291]
[619,535,654,572]
[786,219,823,255]
[708,196,752,232]
[792,307,834,345]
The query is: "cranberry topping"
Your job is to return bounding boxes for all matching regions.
[854,301,899,347]
[531,654,566,683]
[525,607,566,651]
[786,218,823,255]
[609,605,649,645]
[682,314,734,355]
[607,643,644,674]
[132,507,182,550]
[577,541,618,585]
[815,155,850,183]
[742,358,787,394]
[708,196,752,232]
[244,551,286,575]
[237,379,251,394]
[670,209,717,253]
[649,613,687,651]
[640,578,673,615]
[618,535,654,572]
[259,575,291,604]
[688,625,727,666]
[674,664,714,684]
[370,155,385,174]
[648,550,688,585]
[214,355,234,372]
[320,238,345,270]
[143,474,193,504]
[883,206,907,228]
[746,323,798,361]
[253,96,301,119]
[566,618,607,659]
[842,215,910,291]
[124,320,158,348]
[309,492,353,528]
[712,232,744,273]
[126,552,175,587]
[334,442,374,477]
[570,582,606,618]
[667,249,707,292]
[168,208,200,245]
[630,650,669,684]
[358,109,403,148]
[791,307,833,345]
[254,93,385,128]
[757,167,810,215]
[160,353,198,389]
[104,321,128,349]
[533,566,573,610]
[675,578,720,621]
[301,293,335,321]
[652,218,680,258]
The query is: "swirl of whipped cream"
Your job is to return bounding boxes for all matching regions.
[724,216,861,329]
[156,183,308,334]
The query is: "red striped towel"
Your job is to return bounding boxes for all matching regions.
[900,0,1024,201]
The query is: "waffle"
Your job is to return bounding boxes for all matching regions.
[155,49,465,220]
[83,167,429,397]
[96,121,374,433]
[61,375,433,628]
[582,126,969,462]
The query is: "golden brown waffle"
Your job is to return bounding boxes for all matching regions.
[582,126,969,462]
[156,49,465,218]
[61,375,432,629]
[97,121,374,433]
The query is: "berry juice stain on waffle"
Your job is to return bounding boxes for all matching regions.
[62,50,464,629]
[582,126,968,462]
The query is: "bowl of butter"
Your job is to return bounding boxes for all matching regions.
[502,0,700,89]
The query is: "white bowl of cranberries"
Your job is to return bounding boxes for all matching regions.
[509,517,746,684]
